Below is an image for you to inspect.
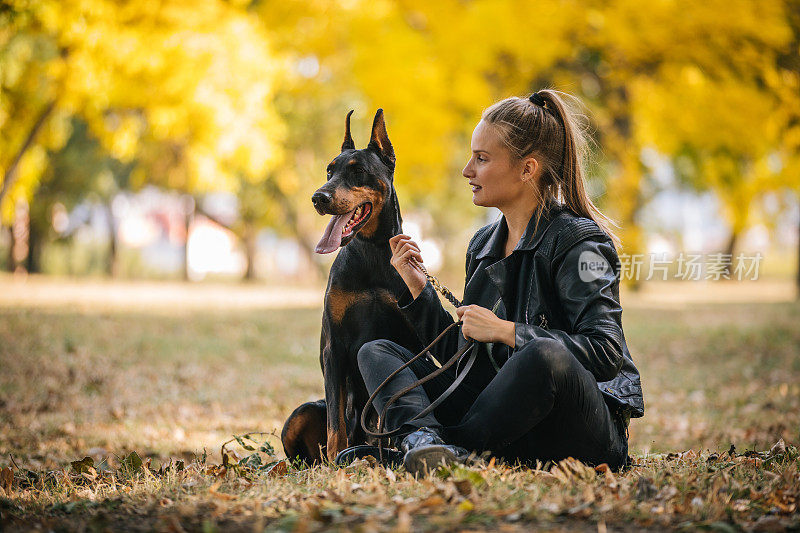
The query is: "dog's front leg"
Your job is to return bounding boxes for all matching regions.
[322,342,349,462]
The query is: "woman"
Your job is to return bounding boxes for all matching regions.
[356,90,644,474]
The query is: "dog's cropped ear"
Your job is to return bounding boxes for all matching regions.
[342,110,355,151]
[368,109,395,169]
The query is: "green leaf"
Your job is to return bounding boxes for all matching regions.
[239,454,262,469]
[121,451,143,471]
[70,457,94,474]
[435,464,485,486]
[234,435,256,451]
[259,442,275,455]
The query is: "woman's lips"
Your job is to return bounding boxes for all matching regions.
[470,183,482,192]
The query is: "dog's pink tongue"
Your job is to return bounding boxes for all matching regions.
[315,210,355,254]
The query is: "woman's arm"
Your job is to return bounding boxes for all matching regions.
[391,234,460,355]
[513,236,625,382]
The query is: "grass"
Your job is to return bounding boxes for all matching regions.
[1,278,799,531]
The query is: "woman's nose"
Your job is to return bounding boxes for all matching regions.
[462,160,472,178]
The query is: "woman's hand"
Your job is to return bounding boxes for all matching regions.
[389,234,427,299]
[456,305,516,347]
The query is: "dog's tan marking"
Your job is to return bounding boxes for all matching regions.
[326,387,348,461]
[326,287,367,323]
[377,288,398,307]
[347,159,357,165]
[326,183,386,229]
[350,183,385,238]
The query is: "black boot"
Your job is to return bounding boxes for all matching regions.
[401,427,468,476]
[334,445,405,467]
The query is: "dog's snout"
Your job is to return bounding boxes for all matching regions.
[312,191,333,210]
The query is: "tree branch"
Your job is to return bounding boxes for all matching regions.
[263,180,327,279]
[194,200,238,235]
[0,100,57,204]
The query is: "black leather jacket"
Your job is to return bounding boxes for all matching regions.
[397,200,645,423]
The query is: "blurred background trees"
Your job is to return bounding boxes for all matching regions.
[1,0,798,293]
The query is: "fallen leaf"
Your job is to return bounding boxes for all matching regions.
[121,451,143,472]
[0,467,12,493]
[452,479,472,496]
[457,499,474,512]
[71,457,94,474]
[418,495,446,508]
[209,482,237,501]
[265,460,287,477]
[745,457,763,468]
[769,438,786,457]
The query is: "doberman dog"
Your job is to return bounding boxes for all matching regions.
[280,109,426,464]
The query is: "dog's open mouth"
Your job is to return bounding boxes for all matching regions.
[315,202,372,254]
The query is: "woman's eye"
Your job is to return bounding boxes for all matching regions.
[476,156,486,162]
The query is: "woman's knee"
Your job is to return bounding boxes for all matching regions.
[357,339,405,374]
[513,338,574,379]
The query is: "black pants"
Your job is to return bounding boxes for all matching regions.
[358,336,629,470]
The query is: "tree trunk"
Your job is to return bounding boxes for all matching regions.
[181,195,194,281]
[11,199,29,274]
[105,200,119,277]
[4,225,14,272]
[722,229,739,279]
[796,204,800,299]
[243,223,257,281]
[24,222,43,274]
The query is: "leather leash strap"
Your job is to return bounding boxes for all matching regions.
[360,323,475,439]
[360,258,476,443]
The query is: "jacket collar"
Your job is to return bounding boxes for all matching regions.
[475,198,565,260]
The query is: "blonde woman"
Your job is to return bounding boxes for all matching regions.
[357,90,644,475]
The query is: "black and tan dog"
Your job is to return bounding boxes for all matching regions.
[281,109,425,463]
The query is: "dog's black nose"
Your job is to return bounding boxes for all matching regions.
[312,191,332,210]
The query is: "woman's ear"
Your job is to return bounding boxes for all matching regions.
[521,155,539,183]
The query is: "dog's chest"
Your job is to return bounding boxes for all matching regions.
[325,283,403,324]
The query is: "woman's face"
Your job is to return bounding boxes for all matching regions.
[462,120,534,210]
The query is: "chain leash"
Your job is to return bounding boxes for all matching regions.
[409,257,462,308]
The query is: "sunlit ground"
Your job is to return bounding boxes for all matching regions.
[0,275,798,530]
